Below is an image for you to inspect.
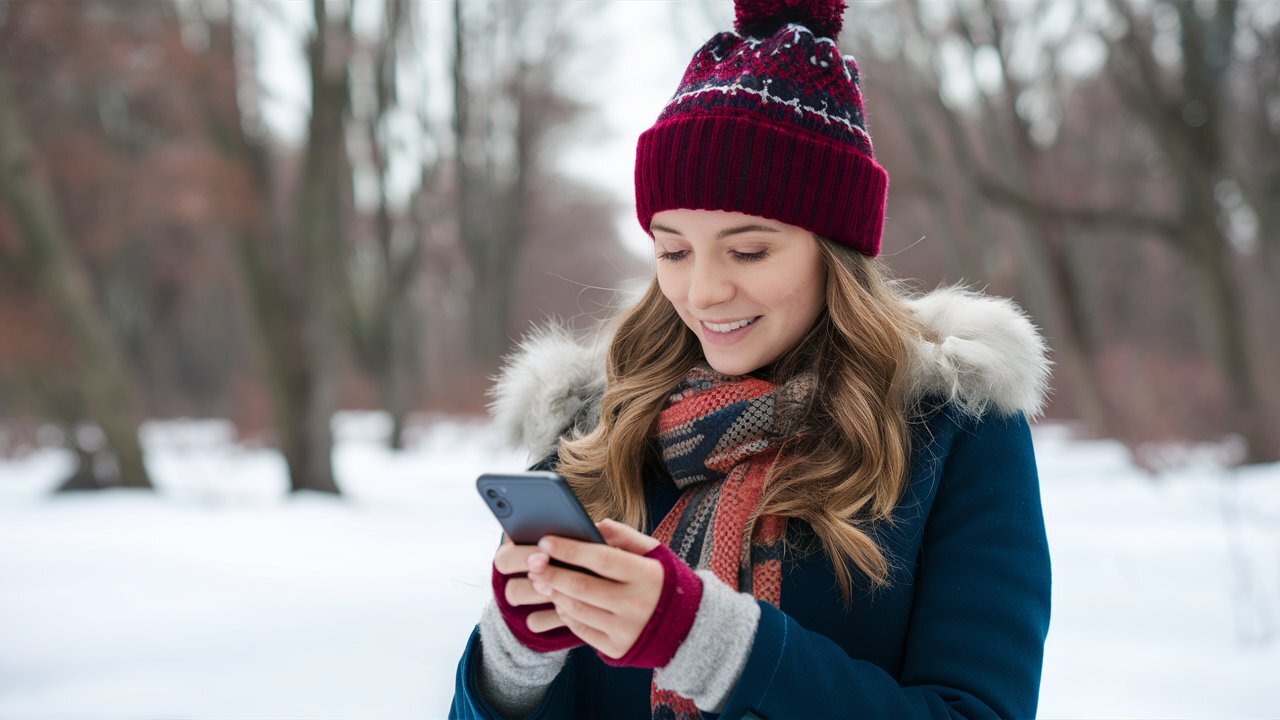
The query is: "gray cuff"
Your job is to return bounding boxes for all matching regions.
[476,599,570,719]
[652,569,761,713]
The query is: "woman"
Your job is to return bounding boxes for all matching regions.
[451,0,1052,718]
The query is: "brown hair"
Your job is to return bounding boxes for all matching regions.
[556,236,933,602]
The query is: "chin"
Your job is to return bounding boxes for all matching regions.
[702,352,762,378]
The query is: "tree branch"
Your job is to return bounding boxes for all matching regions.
[977,174,1182,240]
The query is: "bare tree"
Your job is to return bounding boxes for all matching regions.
[0,49,152,490]
[203,1,343,494]
[345,0,426,450]
[855,0,1113,435]
[1095,0,1272,462]
[451,0,596,369]
[883,0,1277,462]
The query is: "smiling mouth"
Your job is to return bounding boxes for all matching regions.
[702,317,760,334]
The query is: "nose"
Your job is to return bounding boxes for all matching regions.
[687,256,735,311]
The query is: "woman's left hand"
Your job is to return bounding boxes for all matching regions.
[525,518,664,660]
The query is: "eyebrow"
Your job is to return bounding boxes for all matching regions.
[649,222,782,240]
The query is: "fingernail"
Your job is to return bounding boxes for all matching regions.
[538,538,552,552]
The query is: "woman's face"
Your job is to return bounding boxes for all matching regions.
[651,208,827,377]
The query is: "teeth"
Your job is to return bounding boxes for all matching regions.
[704,317,757,333]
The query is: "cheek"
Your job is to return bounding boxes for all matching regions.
[767,284,816,315]
[802,281,826,317]
[655,271,695,326]
[765,275,824,327]
[655,269,685,308]
[792,258,827,317]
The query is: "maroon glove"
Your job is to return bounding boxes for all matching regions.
[491,563,584,653]
[598,543,703,669]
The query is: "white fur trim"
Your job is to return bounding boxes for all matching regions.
[486,323,608,462]
[489,287,1052,458]
[903,285,1053,422]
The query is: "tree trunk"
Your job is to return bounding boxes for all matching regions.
[453,0,521,369]
[1187,228,1274,463]
[208,8,339,494]
[362,0,418,451]
[0,64,152,490]
[284,0,352,494]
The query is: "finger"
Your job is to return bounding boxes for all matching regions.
[528,564,620,608]
[503,577,549,607]
[556,606,613,653]
[537,535,644,582]
[494,543,541,575]
[526,552,550,574]
[595,519,661,555]
[525,608,566,633]
[548,587,619,634]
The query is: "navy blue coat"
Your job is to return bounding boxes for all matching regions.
[450,398,1052,719]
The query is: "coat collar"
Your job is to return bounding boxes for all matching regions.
[488,286,1052,460]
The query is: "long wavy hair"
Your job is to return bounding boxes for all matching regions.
[556,236,934,602]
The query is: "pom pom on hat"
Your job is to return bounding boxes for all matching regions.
[733,0,848,40]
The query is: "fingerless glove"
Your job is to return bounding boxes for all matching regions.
[598,543,703,669]
[491,563,585,653]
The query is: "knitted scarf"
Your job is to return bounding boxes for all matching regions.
[649,364,814,719]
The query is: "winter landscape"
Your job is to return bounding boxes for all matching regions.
[4,0,1280,717]
[0,413,1277,719]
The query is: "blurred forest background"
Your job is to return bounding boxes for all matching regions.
[1,0,1278,495]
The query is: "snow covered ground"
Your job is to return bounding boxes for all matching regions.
[0,414,1277,719]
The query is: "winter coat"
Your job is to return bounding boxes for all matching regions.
[450,287,1054,720]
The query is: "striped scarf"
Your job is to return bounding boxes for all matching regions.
[649,364,814,719]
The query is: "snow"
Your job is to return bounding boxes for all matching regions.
[1,414,1277,719]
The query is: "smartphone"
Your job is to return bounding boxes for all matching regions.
[476,471,606,548]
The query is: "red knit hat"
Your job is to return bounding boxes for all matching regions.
[634,0,888,256]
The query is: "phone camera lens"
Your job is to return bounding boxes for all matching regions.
[485,489,498,499]
[495,500,508,510]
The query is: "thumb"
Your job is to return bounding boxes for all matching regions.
[596,518,661,555]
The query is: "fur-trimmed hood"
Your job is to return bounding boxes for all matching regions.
[488,286,1052,460]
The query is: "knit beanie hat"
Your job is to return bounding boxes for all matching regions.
[635,0,888,256]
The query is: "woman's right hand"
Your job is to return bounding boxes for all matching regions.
[491,535,583,652]
[494,537,565,632]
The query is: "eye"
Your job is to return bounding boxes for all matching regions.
[657,249,689,262]
[732,249,769,262]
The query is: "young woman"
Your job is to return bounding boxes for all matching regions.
[451,1,1052,718]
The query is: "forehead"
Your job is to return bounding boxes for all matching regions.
[650,208,799,235]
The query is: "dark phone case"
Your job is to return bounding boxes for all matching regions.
[476,471,605,546]
[477,472,605,577]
